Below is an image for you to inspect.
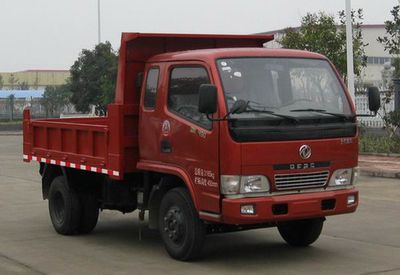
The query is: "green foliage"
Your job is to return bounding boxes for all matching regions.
[359,111,400,154]
[7,94,15,121]
[33,76,39,90]
[385,110,400,128]
[359,135,400,154]
[378,5,400,78]
[16,81,29,90]
[383,110,400,137]
[41,85,72,117]
[338,9,366,77]
[8,74,18,90]
[69,42,118,115]
[0,75,3,89]
[377,6,400,55]
[279,10,367,79]
[392,58,400,79]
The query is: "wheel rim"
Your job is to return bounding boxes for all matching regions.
[52,191,65,224]
[163,206,185,245]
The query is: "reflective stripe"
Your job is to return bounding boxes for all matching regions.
[23,154,120,178]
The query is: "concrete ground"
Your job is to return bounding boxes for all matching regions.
[0,135,399,275]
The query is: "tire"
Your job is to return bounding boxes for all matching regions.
[277,218,324,247]
[48,176,81,235]
[159,187,206,261]
[77,192,99,234]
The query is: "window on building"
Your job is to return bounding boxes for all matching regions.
[366,56,392,65]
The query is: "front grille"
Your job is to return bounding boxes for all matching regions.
[274,171,329,190]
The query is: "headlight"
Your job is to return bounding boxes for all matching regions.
[329,168,354,187]
[221,175,270,195]
[220,175,240,195]
[240,175,270,193]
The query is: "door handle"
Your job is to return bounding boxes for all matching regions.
[160,139,172,153]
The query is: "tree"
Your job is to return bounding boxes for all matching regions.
[279,10,367,79]
[41,85,72,117]
[0,75,3,90]
[377,5,400,78]
[8,74,18,90]
[33,74,39,90]
[16,81,29,90]
[377,5,400,137]
[383,110,400,138]
[69,42,118,115]
[7,94,15,121]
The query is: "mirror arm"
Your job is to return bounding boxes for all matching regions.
[206,114,227,122]
[356,112,377,117]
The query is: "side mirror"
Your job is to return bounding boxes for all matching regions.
[367,86,381,113]
[198,84,217,114]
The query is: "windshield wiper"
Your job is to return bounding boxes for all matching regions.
[290,108,354,121]
[244,103,299,123]
[226,99,298,123]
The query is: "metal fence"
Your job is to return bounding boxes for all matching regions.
[355,92,395,128]
[0,98,41,120]
[0,98,75,120]
[0,92,396,128]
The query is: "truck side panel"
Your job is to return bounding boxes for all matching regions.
[23,109,122,178]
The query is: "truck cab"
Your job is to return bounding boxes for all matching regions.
[23,33,380,261]
[139,47,359,223]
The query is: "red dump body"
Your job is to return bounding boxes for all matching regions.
[23,33,273,179]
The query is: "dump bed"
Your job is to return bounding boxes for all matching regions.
[23,116,109,167]
[23,32,273,179]
[23,108,124,178]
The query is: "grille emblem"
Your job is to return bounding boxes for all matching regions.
[299,145,311,159]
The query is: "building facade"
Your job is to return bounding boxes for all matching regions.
[360,25,392,89]
[0,70,70,90]
[263,24,390,88]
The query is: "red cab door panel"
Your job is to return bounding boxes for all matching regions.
[160,64,220,214]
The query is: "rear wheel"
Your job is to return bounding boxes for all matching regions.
[48,176,81,235]
[277,218,324,247]
[77,192,99,234]
[159,187,205,261]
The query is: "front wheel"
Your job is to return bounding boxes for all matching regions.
[277,218,324,247]
[159,187,206,261]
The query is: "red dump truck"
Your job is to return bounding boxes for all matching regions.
[23,33,380,260]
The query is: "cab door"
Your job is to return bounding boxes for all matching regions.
[160,62,220,214]
[139,65,163,161]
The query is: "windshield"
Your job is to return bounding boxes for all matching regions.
[217,58,352,119]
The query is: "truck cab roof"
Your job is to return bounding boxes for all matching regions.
[147,48,327,63]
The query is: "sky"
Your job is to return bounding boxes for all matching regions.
[0,0,398,72]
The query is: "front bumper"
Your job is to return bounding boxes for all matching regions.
[222,188,358,224]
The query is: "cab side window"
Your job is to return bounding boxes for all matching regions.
[143,68,160,109]
[168,66,211,129]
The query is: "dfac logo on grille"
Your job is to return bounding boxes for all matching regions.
[299,145,312,159]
